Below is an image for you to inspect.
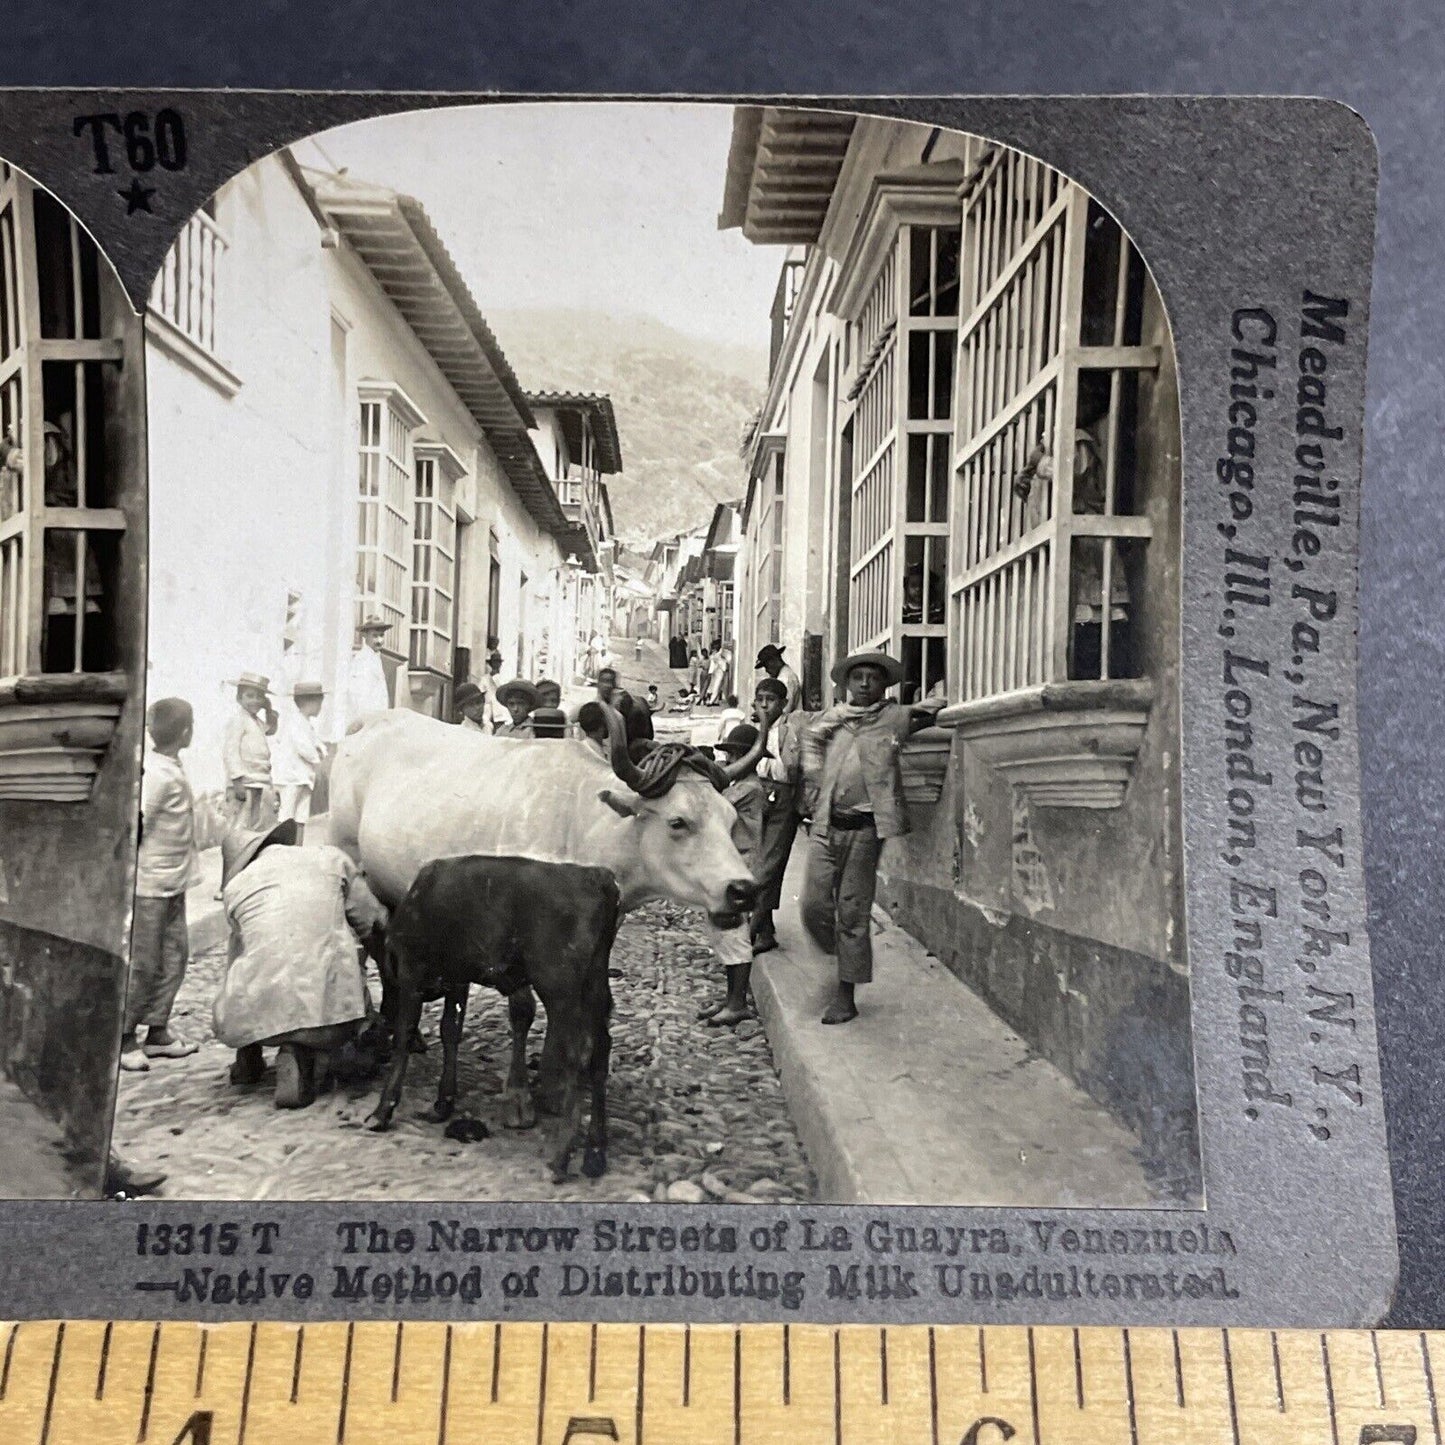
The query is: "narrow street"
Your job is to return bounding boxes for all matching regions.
[110,897,817,1205]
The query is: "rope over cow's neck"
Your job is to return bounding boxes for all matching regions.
[604,703,727,798]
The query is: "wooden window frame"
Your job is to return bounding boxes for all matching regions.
[409,438,464,676]
[356,380,426,658]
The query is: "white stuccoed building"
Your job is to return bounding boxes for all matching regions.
[144,149,602,792]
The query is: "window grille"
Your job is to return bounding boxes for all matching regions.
[0,168,128,680]
[356,383,425,654]
[753,451,786,647]
[842,212,959,702]
[950,148,1156,702]
[148,207,228,361]
[409,444,461,674]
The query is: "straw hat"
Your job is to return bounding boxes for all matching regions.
[292,681,325,700]
[220,818,298,889]
[228,671,273,695]
[357,615,390,635]
[496,679,540,710]
[829,650,904,688]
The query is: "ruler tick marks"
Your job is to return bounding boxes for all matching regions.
[1371,1329,1386,1408]
[336,1321,355,1445]
[96,1320,113,1399]
[438,1326,452,1445]
[392,1321,404,1403]
[1320,1334,1341,1445]
[1420,1333,1442,1445]
[492,1322,502,1404]
[237,1322,258,1445]
[1027,1328,1041,1445]
[1269,1330,1284,1411]
[1072,1327,1084,1409]
[782,1324,790,1405]
[194,1329,208,1398]
[880,1326,889,1406]
[832,1330,841,1445]
[1222,1331,1241,1445]
[38,1322,63,1445]
[138,1322,161,1443]
[1122,1328,1140,1445]
[589,1323,598,1404]
[537,1323,550,1445]
[735,1328,743,1445]
[928,1327,939,1445]
[291,1327,304,1405]
[682,1325,690,1407]
[635,1324,646,1445]
[0,1322,16,1398]
[978,1326,989,1393]
[1172,1328,1185,1408]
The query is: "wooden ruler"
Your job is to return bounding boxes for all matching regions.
[0,1321,1438,1444]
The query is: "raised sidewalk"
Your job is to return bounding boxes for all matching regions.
[752,849,1161,1207]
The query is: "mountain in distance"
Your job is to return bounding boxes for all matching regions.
[487,308,767,543]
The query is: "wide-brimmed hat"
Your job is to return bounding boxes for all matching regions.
[357,615,391,634]
[220,818,298,889]
[496,678,540,710]
[830,650,904,688]
[715,723,768,756]
[454,681,485,709]
[292,680,325,700]
[755,644,786,666]
[228,671,273,695]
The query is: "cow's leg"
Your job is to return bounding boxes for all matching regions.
[534,1011,568,1118]
[500,986,537,1130]
[424,987,467,1123]
[581,970,614,1180]
[365,967,424,1131]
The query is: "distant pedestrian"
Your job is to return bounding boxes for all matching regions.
[222,672,278,831]
[705,646,727,705]
[697,720,772,1028]
[122,697,204,1073]
[273,682,327,842]
[690,647,706,696]
[755,644,802,713]
[799,651,945,1024]
[634,636,644,662]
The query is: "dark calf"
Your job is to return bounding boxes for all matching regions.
[365,856,622,1182]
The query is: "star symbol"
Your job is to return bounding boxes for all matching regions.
[117,177,155,215]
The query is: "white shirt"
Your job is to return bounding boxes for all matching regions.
[271,705,325,787]
[345,646,391,728]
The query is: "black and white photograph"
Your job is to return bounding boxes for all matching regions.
[58,101,1204,1210]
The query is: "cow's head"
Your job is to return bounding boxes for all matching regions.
[597,708,757,927]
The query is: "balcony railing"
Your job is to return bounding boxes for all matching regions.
[149,209,227,361]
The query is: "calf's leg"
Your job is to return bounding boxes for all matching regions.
[425,987,468,1123]
[499,986,537,1130]
[366,969,424,1132]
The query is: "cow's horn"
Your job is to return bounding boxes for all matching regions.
[604,703,646,792]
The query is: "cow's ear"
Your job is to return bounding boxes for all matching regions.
[598,789,640,819]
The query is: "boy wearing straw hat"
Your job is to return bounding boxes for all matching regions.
[273,681,327,842]
[799,650,944,1024]
[221,672,279,831]
[492,678,539,736]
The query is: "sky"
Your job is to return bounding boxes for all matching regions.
[292,102,786,355]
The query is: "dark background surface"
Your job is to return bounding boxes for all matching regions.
[1,1,1439,1325]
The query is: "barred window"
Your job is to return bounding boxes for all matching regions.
[951,149,1156,701]
[148,206,228,363]
[841,201,960,703]
[0,168,129,680]
[356,382,426,654]
[409,442,462,674]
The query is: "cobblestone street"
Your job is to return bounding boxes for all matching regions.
[111,900,817,1205]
